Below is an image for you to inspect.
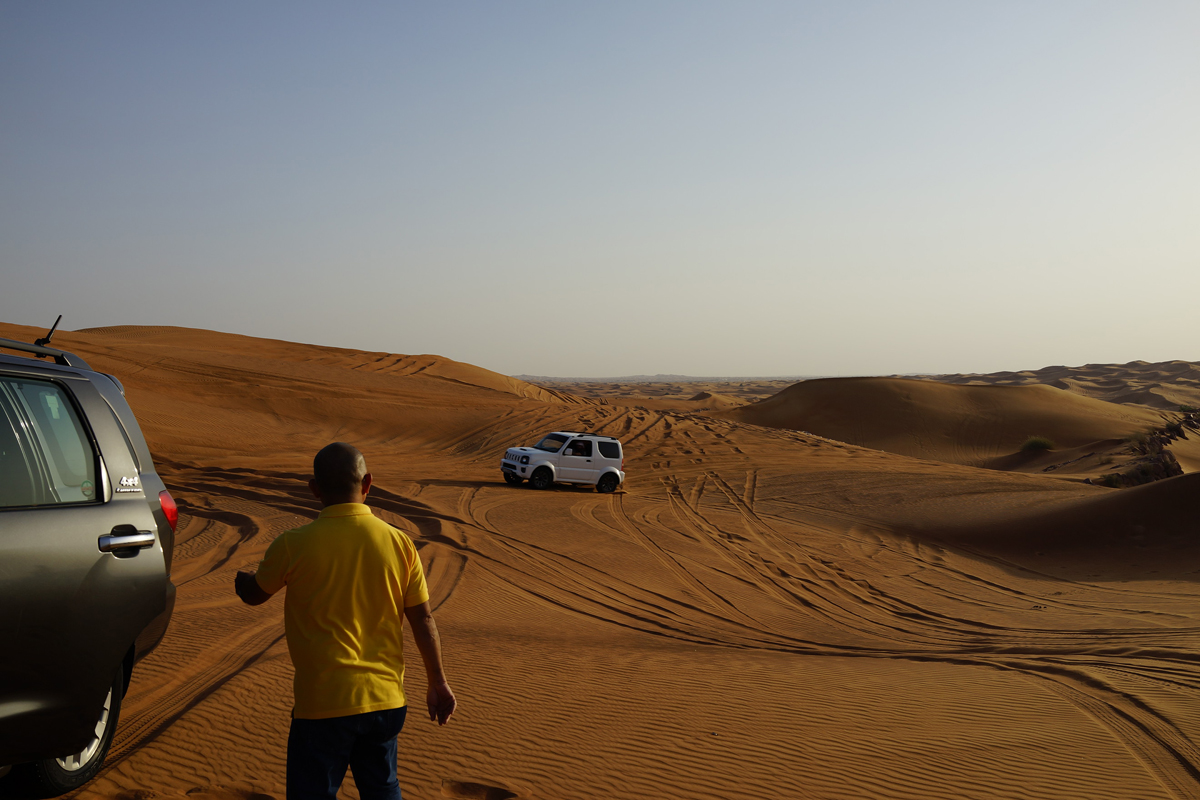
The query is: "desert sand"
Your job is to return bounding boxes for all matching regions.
[715,376,1200,481]
[4,321,1200,800]
[923,361,1200,411]
[526,378,796,413]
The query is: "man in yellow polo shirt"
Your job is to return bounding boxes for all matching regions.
[235,442,455,800]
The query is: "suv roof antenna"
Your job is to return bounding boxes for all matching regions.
[34,315,63,348]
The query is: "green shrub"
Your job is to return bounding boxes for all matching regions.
[1020,436,1055,452]
[1180,405,1197,412]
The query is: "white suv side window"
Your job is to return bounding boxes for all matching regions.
[0,377,98,507]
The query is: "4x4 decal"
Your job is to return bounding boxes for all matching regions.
[116,475,142,493]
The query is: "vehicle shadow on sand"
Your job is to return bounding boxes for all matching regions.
[417,478,609,493]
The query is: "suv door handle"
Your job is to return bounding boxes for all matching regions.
[98,531,155,553]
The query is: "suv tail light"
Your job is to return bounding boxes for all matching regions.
[159,490,179,531]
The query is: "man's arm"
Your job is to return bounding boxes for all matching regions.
[403,601,456,725]
[235,570,273,606]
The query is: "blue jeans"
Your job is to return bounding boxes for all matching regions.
[287,706,408,800]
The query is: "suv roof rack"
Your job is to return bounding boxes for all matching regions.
[0,337,92,370]
[558,431,617,440]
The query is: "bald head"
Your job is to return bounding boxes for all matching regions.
[311,442,370,505]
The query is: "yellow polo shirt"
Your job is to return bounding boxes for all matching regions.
[255,503,429,719]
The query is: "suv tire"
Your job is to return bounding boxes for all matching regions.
[20,668,123,797]
[528,467,553,490]
[503,472,524,486]
[596,473,619,493]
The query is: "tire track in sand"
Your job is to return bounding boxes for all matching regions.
[697,467,1200,800]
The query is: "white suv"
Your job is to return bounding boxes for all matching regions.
[501,432,625,492]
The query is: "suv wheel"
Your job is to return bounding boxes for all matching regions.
[503,472,524,486]
[529,467,553,490]
[596,473,619,493]
[21,668,123,797]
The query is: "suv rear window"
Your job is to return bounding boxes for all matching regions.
[0,377,98,507]
[597,441,621,459]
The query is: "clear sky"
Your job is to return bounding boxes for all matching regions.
[2,1,1197,377]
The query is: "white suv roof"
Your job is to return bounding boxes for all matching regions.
[547,431,620,440]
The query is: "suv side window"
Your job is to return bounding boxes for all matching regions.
[567,440,592,457]
[0,393,38,507]
[597,441,620,459]
[0,377,98,507]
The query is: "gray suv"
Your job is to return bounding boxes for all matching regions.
[0,330,177,796]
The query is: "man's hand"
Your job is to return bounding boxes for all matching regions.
[404,601,455,725]
[426,681,456,725]
[235,570,272,606]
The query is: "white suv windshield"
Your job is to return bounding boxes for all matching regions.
[532,434,569,452]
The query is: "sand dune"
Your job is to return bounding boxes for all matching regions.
[715,376,1169,466]
[527,378,793,411]
[77,324,582,404]
[4,323,1200,800]
[939,471,1200,580]
[683,390,743,410]
[0,322,580,465]
[926,359,1200,411]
